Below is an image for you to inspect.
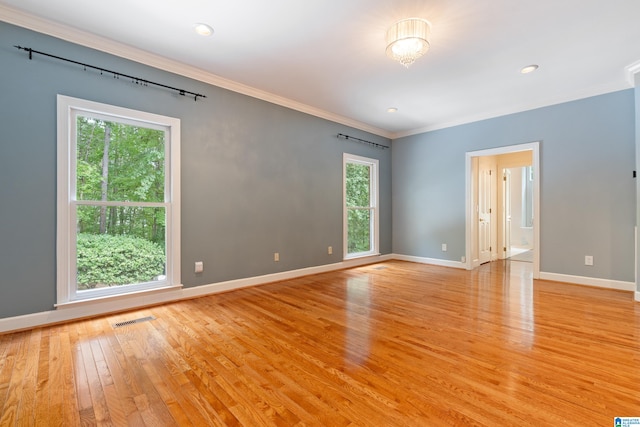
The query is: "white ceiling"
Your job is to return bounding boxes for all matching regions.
[2,0,640,138]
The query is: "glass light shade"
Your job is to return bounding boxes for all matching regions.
[386,18,431,68]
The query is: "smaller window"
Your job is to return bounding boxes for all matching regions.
[521,166,534,228]
[343,153,379,259]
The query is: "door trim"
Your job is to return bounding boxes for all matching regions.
[465,142,540,279]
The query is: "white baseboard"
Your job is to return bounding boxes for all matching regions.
[539,271,636,292]
[0,287,185,334]
[0,254,393,333]
[392,254,467,269]
[179,254,394,299]
[3,255,636,333]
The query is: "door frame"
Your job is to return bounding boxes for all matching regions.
[465,142,540,279]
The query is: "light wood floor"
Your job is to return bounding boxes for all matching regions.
[1,260,639,426]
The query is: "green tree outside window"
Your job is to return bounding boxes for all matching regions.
[75,116,166,289]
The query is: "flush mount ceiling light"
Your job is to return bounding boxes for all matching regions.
[194,23,214,36]
[386,18,431,68]
[521,64,539,74]
[387,107,398,113]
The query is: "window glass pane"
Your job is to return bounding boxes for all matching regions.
[522,166,534,227]
[76,116,165,203]
[346,163,370,207]
[347,208,371,253]
[76,205,166,291]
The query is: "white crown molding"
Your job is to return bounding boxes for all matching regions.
[391,81,629,139]
[0,5,392,139]
[625,60,640,87]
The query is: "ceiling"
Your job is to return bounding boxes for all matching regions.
[2,0,640,138]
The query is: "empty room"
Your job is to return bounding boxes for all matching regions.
[1,0,640,425]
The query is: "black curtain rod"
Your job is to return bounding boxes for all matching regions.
[337,133,388,149]
[14,45,207,101]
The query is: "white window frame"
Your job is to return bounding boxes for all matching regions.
[56,95,181,305]
[343,153,379,259]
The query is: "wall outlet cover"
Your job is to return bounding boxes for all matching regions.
[194,261,204,273]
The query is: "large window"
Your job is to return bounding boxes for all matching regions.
[343,153,379,259]
[57,95,181,304]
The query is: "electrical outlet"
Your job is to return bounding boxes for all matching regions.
[328,246,333,255]
[585,255,593,266]
[194,261,203,273]
[441,243,447,252]
[274,252,279,262]
[461,256,466,263]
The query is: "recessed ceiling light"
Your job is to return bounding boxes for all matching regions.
[194,23,214,36]
[387,107,398,113]
[520,64,539,74]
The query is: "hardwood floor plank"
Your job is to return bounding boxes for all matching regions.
[79,336,112,424]
[59,327,82,427]
[0,333,19,416]
[98,333,144,425]
[2,260,640,425]
[91,331,129,427]
[69,323,94,421]
[0,331,30,426]
[15,328,41,426]
[118,333,178,426]
[34,329,51,427]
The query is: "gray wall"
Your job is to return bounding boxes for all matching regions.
[393,90,636,282]
[0,22,392,319]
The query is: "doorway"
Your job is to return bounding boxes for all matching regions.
[465,142,540,279]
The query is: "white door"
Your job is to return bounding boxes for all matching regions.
[478,167,492,264]
[503,169,512,259]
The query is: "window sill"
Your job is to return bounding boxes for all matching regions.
[344,252,381,261]
[54,284,183,309]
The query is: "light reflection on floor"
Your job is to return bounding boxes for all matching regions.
[343,260,537,367]
[503,261,535,346]
[344,277,372,367]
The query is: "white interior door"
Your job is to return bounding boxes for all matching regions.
[503,169,512,259]
[478,167,492,264]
